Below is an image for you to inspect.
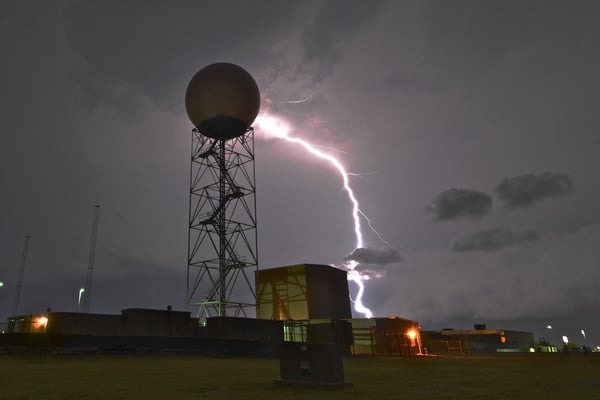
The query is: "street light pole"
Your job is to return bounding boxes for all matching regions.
[581,329,588,348]
[77,288,85,312]
[11,235,30,317]
[562,335,569,353]
[545,325,552,345]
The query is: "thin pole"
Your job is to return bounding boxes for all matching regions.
[11,235,30,316]
[219,138,227,317]
[186,131,194,309]
[82,205,100,313]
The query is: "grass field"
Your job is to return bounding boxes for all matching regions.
[1,353,599,400]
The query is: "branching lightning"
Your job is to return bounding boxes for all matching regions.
[359,210,391,246]
[255,109,379,318]
[279,94,314,104]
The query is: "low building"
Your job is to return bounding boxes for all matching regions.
[421,325,534,355]
[2,310,281,356]
[256,264,422,356]
[14,309,198,337]
[6,315,49,334]
[282,317,422,356]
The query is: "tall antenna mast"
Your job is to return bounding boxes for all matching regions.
[185,63,260,321]
[82,204,100,313]
[10,235,30,316]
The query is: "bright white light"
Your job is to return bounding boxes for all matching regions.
[78,288,85,306]
[255,111,364,247]
[562,335,569,344]
[347,266,373,318]
[255,110,375,318]
[546,325,552,330]
[581,329,586,338]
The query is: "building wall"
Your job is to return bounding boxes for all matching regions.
[46,313,121,336]
[372,318,421,356]
[7,315,49,334]
[305,265,352,319]
[503,330,535,352]
[121,309,192,337]
[421,329,535,355]
[256,264,351,320]
[256,265,309,320]
[282,317,422,356]
[206,316,283,341]
[205,316,283,356]
[40,309,194,337]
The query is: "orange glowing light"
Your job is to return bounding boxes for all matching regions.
[500,336,506,344]
[33,316,48,329]
[407,329,417,340]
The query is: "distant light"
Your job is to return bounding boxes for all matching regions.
[546,325,552,330]
[529,347,536,353]
[33,316,48,329]
[0,281,4,287]
[562,335,569,344]
[581,329,586,338]
[78,288,85,306]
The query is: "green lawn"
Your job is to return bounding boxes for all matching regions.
[1,354,599,400]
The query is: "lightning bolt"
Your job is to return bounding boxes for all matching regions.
[279,94,314,104]
[255,109,375,318]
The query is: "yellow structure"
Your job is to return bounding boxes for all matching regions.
[256,264,352,320]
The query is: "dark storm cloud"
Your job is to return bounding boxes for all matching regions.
[427,189,492,221]
[298,0,385,83]
[451,228,540,252]
[411,0,600,90]
[62,1,303,115]
[344,246,403,265]
[495,172,573,208]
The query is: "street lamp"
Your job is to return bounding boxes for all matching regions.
[77,288,85,312]
[581,329,588,348]
[545,325,552,344]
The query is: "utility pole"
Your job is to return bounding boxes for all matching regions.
[82,205,100,313]
[11,235,30,316]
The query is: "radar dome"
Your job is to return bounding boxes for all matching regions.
[185,63,260,140]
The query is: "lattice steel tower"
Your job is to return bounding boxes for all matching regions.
[185,63,260,321]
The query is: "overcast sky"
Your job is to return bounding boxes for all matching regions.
[1,0,599,346]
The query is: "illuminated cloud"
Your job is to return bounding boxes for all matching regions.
[451,228,540,252]
[351,265,383,280]
[427,188,492,221]
[495,172,573,208]
[345,246,403,265]
[298,0,385,82]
